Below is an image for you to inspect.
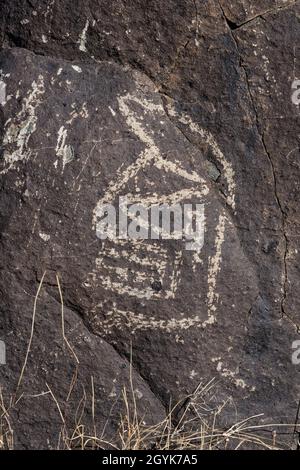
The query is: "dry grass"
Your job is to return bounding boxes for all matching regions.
[37,370,298,451]
[0,272,299,450]
[0,387,14,450]
[57,375,298,451]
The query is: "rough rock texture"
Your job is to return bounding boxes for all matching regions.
[0,0,300,449]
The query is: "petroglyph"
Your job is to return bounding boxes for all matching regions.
[0,71,10,106]
[66,102,88,124]
[0,64,235,333]
[0,60,234,332]
[78,20,89,52]
[55,126,74,170]
[91,301,212,335]
[204,212,227,327]
[88,90,235,332]
[90,92,207,302]
[1,75,45,174]
[167,104,236,211]
[0,81,6,106]
[93,93,208,219]
[215,360,251,390]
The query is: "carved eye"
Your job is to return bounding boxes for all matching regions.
[151,280,162,292]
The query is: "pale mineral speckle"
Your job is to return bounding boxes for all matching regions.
[39,232,50,242]
[175,334,184,344]
[234,378,246,389]
[108,385,117,398]
[71,65,82,73]
[189,369,198,379]
[14,179,23,188]
[211,356,222,362]
[134,389,143,399]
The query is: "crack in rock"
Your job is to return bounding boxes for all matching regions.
[220,0,300,30]
[219,1,300,331]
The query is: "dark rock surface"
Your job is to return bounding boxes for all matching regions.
[0,0,299,449]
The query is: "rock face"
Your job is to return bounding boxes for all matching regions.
[0,0,300,449]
